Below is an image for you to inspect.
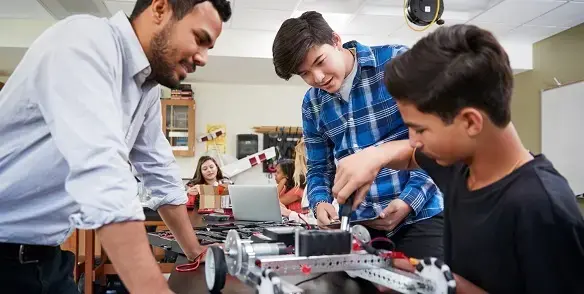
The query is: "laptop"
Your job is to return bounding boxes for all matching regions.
[229,185,283,223]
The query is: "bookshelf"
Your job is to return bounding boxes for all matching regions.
[161,84,196,157]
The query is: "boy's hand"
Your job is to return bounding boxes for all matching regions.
[363,199,411,231]
[315,202,339,228]
[332,146,385,209]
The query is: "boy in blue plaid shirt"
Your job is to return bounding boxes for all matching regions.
[272,11,444,259]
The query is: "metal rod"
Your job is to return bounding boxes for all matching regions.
[256,253,391,275]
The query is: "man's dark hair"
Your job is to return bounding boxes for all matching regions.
[384,24,513,127]
[272,11,334,80]
[130,0,231,22]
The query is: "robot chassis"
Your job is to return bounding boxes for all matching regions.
[204,225,456,294]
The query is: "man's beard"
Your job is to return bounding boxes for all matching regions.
[149,23,182,89]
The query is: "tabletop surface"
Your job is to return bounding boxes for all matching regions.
[164,210,381,294]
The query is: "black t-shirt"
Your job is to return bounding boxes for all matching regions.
[415,151,584,294]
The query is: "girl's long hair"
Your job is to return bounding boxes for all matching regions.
[293,138,307,189]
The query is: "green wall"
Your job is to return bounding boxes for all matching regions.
[511,23,584,154]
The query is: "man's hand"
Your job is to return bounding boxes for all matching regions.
[158,204,204,265]
[332,146,386,209]
[315,202,339,228]
[186,244,208,262]
[363,199,411,231]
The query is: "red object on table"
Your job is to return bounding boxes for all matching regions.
[175,249,207,272]
[186,194,196,209]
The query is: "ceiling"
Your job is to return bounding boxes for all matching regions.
[1,0,584,83]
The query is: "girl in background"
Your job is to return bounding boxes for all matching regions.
[280,138,337,224]
[275,159,305,213]
[186,156,230,213]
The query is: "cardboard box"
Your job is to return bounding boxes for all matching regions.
[199,185,230,209]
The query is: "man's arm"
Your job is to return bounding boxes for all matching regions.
[130,92,203,260]
[333,140,418,207]
[302,95,336,213]
[33,22,170,293]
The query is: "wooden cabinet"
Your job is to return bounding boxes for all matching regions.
[161,99,196,157]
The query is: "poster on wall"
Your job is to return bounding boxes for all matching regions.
[206,124,227,154]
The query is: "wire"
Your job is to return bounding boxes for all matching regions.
[369,237,395,251]
[295,273,327,286]
[175,248,207,272]
[404,0,441,32]
[297,213,312,230]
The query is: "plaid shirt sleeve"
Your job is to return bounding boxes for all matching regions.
[399,169,441,216]
[302,92,336,213]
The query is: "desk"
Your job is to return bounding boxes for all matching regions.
[165,214,381,294]
[168,255,380,294]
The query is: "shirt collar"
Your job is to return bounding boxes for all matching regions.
[339,50,358,102]
[109,11,152,87]
[343,40,377,68]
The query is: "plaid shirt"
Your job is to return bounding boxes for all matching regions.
[302,41,444,235]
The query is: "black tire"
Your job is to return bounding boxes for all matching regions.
[205,246,227,293]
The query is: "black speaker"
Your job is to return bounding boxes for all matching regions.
[236,134,259,159]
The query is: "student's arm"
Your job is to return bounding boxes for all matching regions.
[333,140,418,207]
[33,22,170,293]
[515,201,584,294]
[130,92,204,260]
[398,169,441,216]
[279,188,303,206]
[302,95,336,213]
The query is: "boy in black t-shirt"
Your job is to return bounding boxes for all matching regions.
[331,24,584,294]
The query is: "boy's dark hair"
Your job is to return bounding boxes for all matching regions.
[384,24,513,127]
[130,0,232,22]
[272,11,334,80]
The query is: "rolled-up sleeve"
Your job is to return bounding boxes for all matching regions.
[33,22,144,230]
[130,92,187,210]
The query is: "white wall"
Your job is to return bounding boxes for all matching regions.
[167,82,309,184]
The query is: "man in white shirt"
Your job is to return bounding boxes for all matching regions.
[0,0,231,293]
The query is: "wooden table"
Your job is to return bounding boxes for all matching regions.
[165,213,381,294]
[168,254,381,294]
[81,210,383,294]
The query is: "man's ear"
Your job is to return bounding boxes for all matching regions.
[458,108,483,137]
[150,0,171,25]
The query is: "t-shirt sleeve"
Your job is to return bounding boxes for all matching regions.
[514,193,584,293]
[414,149,454,190]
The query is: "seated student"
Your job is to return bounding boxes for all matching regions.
[186,155,230,213]
[280,138,322,225]
[331,24,584,293]
[275,159,305,213]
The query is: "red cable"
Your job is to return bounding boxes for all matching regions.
[297,213,311,230]
[175,248,207,272]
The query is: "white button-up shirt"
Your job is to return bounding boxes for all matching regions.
[0,11,186,246]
